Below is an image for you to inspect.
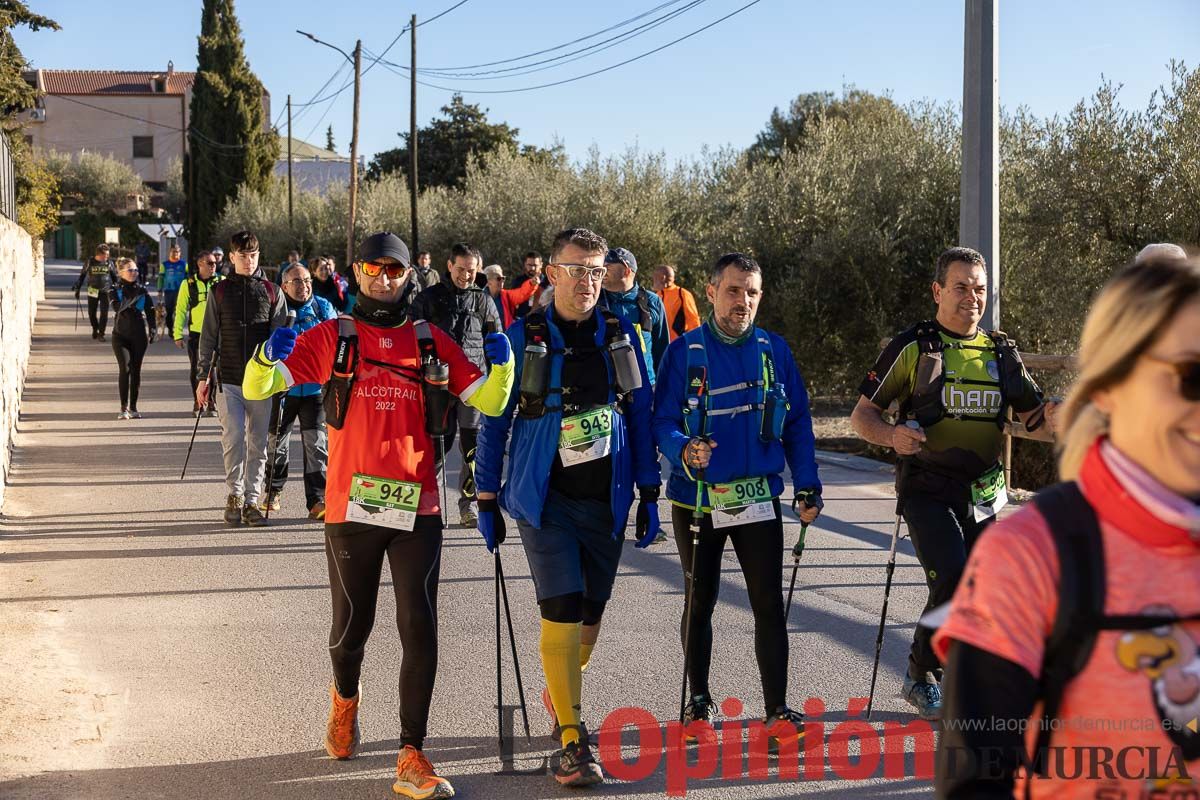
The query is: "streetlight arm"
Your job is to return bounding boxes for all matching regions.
[296,30,352,63]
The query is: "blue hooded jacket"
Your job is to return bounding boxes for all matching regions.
[476,304,660,537]
[287,294,338,397]
[652,322,821,509]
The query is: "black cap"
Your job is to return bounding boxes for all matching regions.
[358,232,411,267]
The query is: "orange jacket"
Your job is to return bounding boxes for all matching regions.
[656,285,701,341]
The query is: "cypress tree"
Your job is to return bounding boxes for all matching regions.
[185,0,278,249]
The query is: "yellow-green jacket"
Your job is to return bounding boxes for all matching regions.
[173,274,221,340]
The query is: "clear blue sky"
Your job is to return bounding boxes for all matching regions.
[14,0,1200,164]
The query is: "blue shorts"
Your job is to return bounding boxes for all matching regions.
[516,490,620,603]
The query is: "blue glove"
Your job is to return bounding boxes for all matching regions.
[478,497,507,553]
[634,486,661,548]
[264,326,298,362]
[483,332,512,366]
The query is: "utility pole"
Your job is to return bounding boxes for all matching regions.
[347,40,363,270]
[287,94,294,230]
[960,0,999,330]
[410,13,419,252]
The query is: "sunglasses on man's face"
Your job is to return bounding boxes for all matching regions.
[360,260,407,279]
[1145,354,1200,402]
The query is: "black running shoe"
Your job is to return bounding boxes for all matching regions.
[553,740,603,787]
[763,705,805,753]
[682,694,718,742]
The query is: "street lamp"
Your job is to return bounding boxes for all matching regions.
[296,30,362,273]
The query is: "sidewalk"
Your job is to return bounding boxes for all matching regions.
[1,262,935,798]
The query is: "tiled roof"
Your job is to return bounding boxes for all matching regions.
[31,70,197,95]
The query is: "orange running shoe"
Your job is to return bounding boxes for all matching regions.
[324,683,361,760]
[393,745,455,799]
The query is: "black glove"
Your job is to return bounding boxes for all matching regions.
[478,497,506,552]
[792,488,824,517]
[74,289,81,299]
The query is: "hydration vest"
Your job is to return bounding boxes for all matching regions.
[323,315,439,430]
[680,326,788,443]
[517,308,630,419]
[903,321,1030,430]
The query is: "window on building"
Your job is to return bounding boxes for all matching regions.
[132,136,154,159]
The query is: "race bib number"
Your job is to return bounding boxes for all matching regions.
[558,407,614,468]
[346,473,420,531]
[709,476,776,529]
[87,286,100,298]
[970,463,1008,522]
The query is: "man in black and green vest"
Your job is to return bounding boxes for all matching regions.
[850,246,1059,720]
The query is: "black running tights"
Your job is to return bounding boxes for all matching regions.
[324,516,443,750]
[672,501,788,715]
[111,331,147,410]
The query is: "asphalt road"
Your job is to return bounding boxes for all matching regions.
[0,262,938,799]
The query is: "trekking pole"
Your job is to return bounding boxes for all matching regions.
[74,296,81,331]
[866,423,918,720]
[437,435,448,527]
[263,310,297,519]
[679,452,706,722]
[783,522,810,622]
[496,547,531,740]
[180,366,216,480]
[495,544,505,753]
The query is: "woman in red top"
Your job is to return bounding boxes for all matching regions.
[934,253,1200,798]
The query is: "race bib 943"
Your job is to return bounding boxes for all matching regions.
[558,407,614,468]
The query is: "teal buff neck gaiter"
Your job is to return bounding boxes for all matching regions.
[706,314,753,346]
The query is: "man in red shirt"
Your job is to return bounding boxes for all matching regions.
[243,231,513,800]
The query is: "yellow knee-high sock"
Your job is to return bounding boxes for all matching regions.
[540,619,583,748]
[579,642,595,673]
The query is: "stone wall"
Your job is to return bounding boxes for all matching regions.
[0,216,41,508]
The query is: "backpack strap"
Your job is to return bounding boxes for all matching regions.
[186,276,200,313]
[331,316,358,379]
[908,321,947,428]
[517,310,562,418]
[682,327,709,437]
[414,320,438,364]
[666,288,687,338]
[635,286,653,332]
[1031,482,1105,777]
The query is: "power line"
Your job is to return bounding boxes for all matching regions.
[417,0,472,27]
[288,0,468,110]
[50,94,253,151]
[404,0,709,81]
[373,0,768,95]
[420,0,688,73]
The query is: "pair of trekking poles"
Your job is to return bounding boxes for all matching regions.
[676,425,913,723]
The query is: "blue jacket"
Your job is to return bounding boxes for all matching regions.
[652,323,821,508]
[601,285,668,384]
[476,305,660,537]
[287,294,338,397]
